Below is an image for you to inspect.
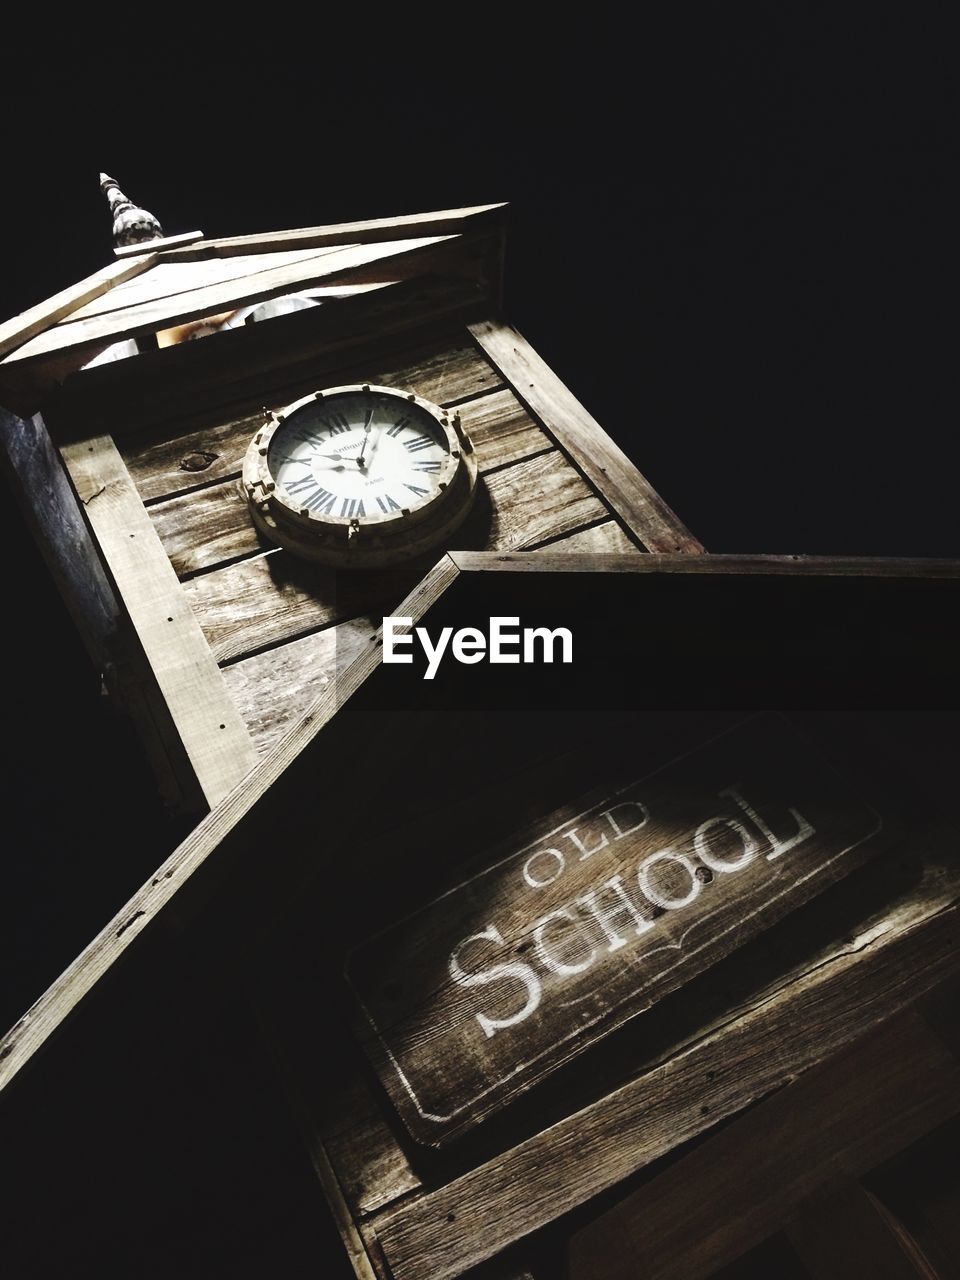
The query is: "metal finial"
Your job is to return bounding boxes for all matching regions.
[99,173,163,247]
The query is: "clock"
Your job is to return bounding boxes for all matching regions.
[242,383,479,567]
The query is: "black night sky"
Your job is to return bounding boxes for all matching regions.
[0,18,956,1277]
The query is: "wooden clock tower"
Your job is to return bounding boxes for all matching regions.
[0,179,699,815]
[2,182,959,1280]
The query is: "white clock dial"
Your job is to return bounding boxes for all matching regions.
[267,390,451,523]
[242,383,479,568]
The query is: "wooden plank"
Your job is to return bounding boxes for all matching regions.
[785,1182,939,1280]
[346,714,889,1146]
[369,860,960,1280]
[566,1011,959,1280]
[149,390,553,578]
[534,520,639,554]
[0,556,460,1097]
[7,236,457,364]
[222,618,376,758]
[183,451,607,663]
[160,203,507,259]
[71,245,356,322]
[59,435,258,808]
[119,338,505,503]
[0,254,158,360]
[468,319,705,554]
[113,230,203,257]
[449,552,960,578]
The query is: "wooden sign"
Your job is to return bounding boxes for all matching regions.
[346,715,889,1145]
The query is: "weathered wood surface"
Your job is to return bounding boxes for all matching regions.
[7,236,456,364]
[149,389,554,577]
[0,557,461,1098]
[450,551,960,578]
[69,246,362,322]
[225,520,639,755]
[566,1009,959,1280]
[47,278,488,441]
[59,435,258,808]
[120,339,506,503]
[784,1182,939,1280]
[222,619,376,758]
[113,229,204,258]
[347,714,888,1146]
[469,319,704,554]
[160,203,507,260]
[370,850,960,1280]
[183,451,606,663]
[0,254,158,361]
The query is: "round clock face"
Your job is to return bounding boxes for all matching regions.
[242,384,479,567]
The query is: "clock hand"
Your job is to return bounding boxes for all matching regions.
[357,409,376,468]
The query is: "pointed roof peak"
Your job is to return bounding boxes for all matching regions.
[99,172,163,248]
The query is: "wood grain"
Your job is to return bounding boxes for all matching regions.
[468,320,704,554]
[0,557,461,1098]
[69,246,354,321]
[0,254,157,360]
[449,552,960,578]
[59,435,258,808]
[149,387,552,577]
[113,229,204,257]
[8,237,456,364]
[347,714,889,1146]
[222,618,376,758]
[159,203,507,259]
[183,451,606,662]
[567,1011,959,1280]
[120,339,506,504]
[370,854,960,1280]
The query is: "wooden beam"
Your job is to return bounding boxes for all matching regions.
[114,230,204,258]
[6,237,457,365]
[567,1011,958,1280]
[0,254,158,362]
[449,551,960,578]
[0,556,460,1098]
[161,203,507,259]
[370,874,960,1280]
[468,320,704,554]
[59,435,258,808]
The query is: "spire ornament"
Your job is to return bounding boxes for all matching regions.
[99,173,163,247]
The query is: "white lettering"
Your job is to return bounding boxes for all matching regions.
[489,616,521,663]
[452,626,486,664]
[523,847,566,888]
[721,786,816,861]
[602,801,649,839]
[382,615,413,663]
[449,925,542,1039]
[417,625,453,681]
[638,849,702,910]
[533,909,596,976]
[523,626,573,664]
[564,822,609,861]
[577,875,655,952]
[694,815,758,872]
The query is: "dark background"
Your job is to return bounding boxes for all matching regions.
[0,18,955,1275]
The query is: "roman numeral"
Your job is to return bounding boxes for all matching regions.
[386,416,412,438]
[412,460,442,472]
[340,497,365,518]
[376,494,402,513]
[287,476,337,513]
[405,483,429,496]
[322,412,351,435]
[404,434,435,453]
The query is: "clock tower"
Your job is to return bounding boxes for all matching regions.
[0,177,702,814]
